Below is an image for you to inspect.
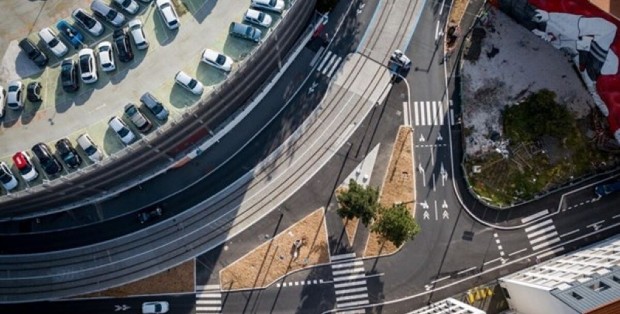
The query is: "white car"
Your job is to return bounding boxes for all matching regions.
[108,116,136,144]
[128,19,149,49]
[6,81,24,110]
[113,0,140,15]
[78,48,98,84]
[77,133,103,162]
[97,41,116,72]
[201,49,233,72]
[38,27,68,58]
[244,9,272,28]
[156,0,179,30]
[91,0,126,27]
[142,301,169,314]
[174,71,203,95]
[251,0,285,13]
[0,162,18,191]
[72,8,105,36]
[0,86,5,117]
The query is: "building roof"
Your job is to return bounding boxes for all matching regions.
[408,298,486,314]
[551,267,620,313]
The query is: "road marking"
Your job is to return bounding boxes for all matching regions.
[333,267,365,276]
[527,225,556,239]
[457,266,477,275]
[560,229,580,238]
[483,257,502,266]
[317,50,332,72]
[432,101,438,125]
[327,56,342,77]
[425,101,432,126]
[334,273,366,281]
[532,237,561,251]
[524,219,553,233]
[529,231,558,244]
[438,100,444,125]
[420,101,426,125]
[536,247,564,260]
[587,220,605,230]
[309,46,325,67]
[336,293,369,302]
[322,54,338,75]
[337,300,370,308]
[335,286,368,295]
[196,300,221,305]
[430,276,450,284]
[613,214,620,219]
[450,108,455,125]
[331,260,364,269]
[508,248,527,257]
[402,101,410,126]
[521,209,549,223]
[334,280,366,289]
[414,101,420,125]
[331,252,356,261]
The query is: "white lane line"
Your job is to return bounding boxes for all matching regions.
[331,260,364,269]
[527,225,556,239]
[521,209,549,223]
[317,50,332,72]
[508,248,527,257]
[335,286,368,295]
[438,100,444,125]
[530,231,558,245]
[430,276,450,284]
[432,101,438,125]
[331,253,356,261]
[334,280,367,289]
[524,219,553,233]
[309,46,325,67]
[532,237,562,251]
[336,293,369,302]
[613,214,620,219]
[402,101,410,126]
[457,266,477,275]
[333,267,365,276]
[327,56,342,78]
[560,229,580,238]
[420,101,426,125]
[483,257,502,266]
[337,299,370,308]
[322,54,338,75]
[425,101,432,125]
[536,247,564,260]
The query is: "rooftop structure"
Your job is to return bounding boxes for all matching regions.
[408,298,486,314]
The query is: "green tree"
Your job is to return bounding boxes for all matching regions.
[336,179,379,226]
[372,203,420,247]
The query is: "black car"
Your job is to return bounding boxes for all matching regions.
[32,143,63,175]
[60,59,79,92]
[18,38,48,68]
[55,138,82,169]
[138,207,162,224]
[113,29,134,62]
[27,82,42,102]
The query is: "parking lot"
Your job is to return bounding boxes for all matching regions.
[0,0,287,193]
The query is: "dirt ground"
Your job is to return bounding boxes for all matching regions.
[343,217,359,245]
[449,0,470,24]
[76,260,195,298]
[364,126,415,257]
[219,208,329,290]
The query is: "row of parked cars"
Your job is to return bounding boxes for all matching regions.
[228,0,285,43]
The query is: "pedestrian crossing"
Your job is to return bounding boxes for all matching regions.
[411,100,457,126]
[196,284,222,314]
[330,253,369,313]
[524,219,564,255]
[312,49,343,78]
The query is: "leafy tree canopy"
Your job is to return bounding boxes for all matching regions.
[372,203,420,247]
[336,179,379,226]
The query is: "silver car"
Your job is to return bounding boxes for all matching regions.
[128,19,148,49]
[174,71,203,95]
[91,0,126,27]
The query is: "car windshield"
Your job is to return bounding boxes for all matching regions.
[49,38,59,47]
[187,79,197,89]
[8,85,18,92]
[62,152,76,163]
[269,0,276,6]
[258,12,265,21]
[151,103,163,114]
[84,145,97,156]
[216,54,226,65]
[18,163,33,175]
[61,66,73,81]
[118,127,129,137]
[78,12,96,28]
[100,45,109,52]
[79,55,90,70]
[126,106,137,115]
[0,172,12,183]
[121,0,131,6]
[106,11,118,20]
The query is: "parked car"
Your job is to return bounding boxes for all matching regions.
[244,9,272,28]
[32,143,63,176]
[91,0,126,27]
[12,151,38,182]
[113,28,134,62]
[229,22,261,43]
[0,86,5,118]
[0,162,18,191]
[27,82,42,102]
[55,138,82,169]
[174,71,203,95]
[18,38,48,67]
[124,103,151,132]
[138,208,163,224]
[140,92,169,121]
[128,19,148,50]
[38,27,68,58]
[156,0,179,30]
[78,48,98,84]
[56,19,85,49]
[97,41,116,72]
[6,81,24,110]
[77,133,103,162]
[72,8,105,36]
[108,116,136,144]
[250,0,285,13]
[60,58,80,92]
[112,0,140,15]
[201,49,233,72]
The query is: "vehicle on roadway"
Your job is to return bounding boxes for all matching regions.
[156,0,179,30]
[12,151,38,182]
[142,300,168,313]
[38,27,68,58]
[251,0,285,13]
[91,0,126,27]
[6,81,24,110]
[175,71,203,95]
[244,8,273,28]
[55,138,82,169]
[97,41,116,72]
[124,103,152,133]
[138,207,163,224]
[229,22,261,43]
[128,19,149,50]
[72,8,105,36]
[112,0,140,15]
[113,28,134,62]
[0,162,18,192]
[32,143,63,176]
[201,49,233,72]
[18,38,48,67]
[78,48,98,84]
[108,116,136,145]
[56,20,85,49]
[0,86,5,118]
[61,58,80,92]
[140,92,169,121]
[77,133,103,162]
[595,180,620,198]
[27,82,43,102]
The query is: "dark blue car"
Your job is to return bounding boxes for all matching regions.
[56,20,84,49]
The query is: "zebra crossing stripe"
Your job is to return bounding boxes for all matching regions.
[327,56,342,78]
[425,101,432,126]
[524,219,553,233]
[527,226,555,239]
[197,293,221,298]
[197,300,221,305]
[420,101,426,125]
[337,300,370,308]
[530,231,559,245]
[331,253,356,261]
[322,54,338,75]
[438,101,444,125]
[334,273,365,281]
[331,260,364,269]
[196,306,222,312]
[336,293,368,302]
[333,267,365,276]
[337,310,366,314]
[537,247,564,260]
[335,286,367,295]
[413,101,420,125]
[334,280,366,289]
[317,51,332,72]
[532,238,562,251]
[310,46,325,67]
[432,101,438,125]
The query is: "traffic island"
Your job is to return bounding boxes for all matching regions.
[219,208,329,290]
[363,126,415,257]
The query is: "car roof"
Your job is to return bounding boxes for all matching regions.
[12,152,28,168]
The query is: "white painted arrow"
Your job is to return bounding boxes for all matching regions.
[307,82,318,94]
[442,210,449,219]
[419,134,425,142]
[420,201,429,209]
[437,132,443,141]
[442,200,448,209]
[423,211,430,220]
[418,163,425,174]
[440,163,447,186]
